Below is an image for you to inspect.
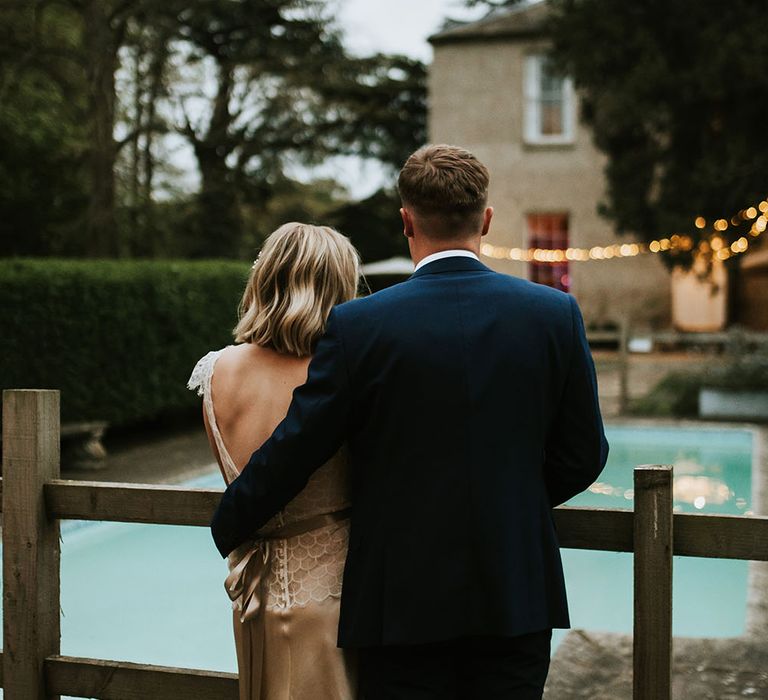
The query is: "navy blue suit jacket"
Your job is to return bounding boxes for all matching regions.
[211,256,609,648]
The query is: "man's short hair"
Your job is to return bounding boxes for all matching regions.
[397,144,490,238]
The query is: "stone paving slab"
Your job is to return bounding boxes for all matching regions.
[545,631,768,699]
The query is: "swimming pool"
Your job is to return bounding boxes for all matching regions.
[0,424,756,677]
[555,425,753,649]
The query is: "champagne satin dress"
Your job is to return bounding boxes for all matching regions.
[189,350,357,700]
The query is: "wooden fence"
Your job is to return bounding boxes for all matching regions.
[2,389,768,699]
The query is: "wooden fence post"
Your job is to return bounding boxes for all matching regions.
[2,390,61,699]
[633,465,673,700]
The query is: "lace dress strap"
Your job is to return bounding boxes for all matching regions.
[187,349,240,484]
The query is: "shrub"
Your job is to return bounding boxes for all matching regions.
[0,259,250,426]
[630,371,704,418]
[702,352,768,391]
[630,351,768,418]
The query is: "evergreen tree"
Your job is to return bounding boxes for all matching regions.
[465,0,768,262]
[172,0,425,257]
[0,0,426,259]
[0,1,89,256]
[547,0,768,260]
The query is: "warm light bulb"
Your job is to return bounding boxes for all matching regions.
[716,248,731,260]
[694,216,706,229]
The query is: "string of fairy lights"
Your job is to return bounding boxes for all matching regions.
[480,197,768,264]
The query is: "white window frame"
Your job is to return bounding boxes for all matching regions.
[524,54,575,145]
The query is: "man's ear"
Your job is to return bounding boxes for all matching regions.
[401,208,415,239]
[481,207,494,237]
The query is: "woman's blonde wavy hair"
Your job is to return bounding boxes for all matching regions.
[233,223,360,357]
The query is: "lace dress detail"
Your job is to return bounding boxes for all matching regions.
[188,349,351,611]
[188,349,240,484]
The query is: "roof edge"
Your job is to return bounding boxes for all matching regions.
[429,1,550,46]
[429,26,548,45]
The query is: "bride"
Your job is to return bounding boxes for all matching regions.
[188,222,360,699]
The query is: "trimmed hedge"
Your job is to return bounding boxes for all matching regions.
[1,259,250,426]
[629,371,703,418]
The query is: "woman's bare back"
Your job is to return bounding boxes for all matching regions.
[207,343,310,473]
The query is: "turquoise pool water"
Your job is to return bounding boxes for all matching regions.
[0,425,755,676]
[555,425,753,649]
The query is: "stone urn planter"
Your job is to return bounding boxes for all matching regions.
[699,387,768,420]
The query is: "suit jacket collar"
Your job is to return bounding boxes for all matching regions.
[409,255,492,279]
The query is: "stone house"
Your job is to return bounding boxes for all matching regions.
[428,2,673,329]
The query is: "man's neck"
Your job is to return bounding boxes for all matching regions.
[410,239,481,269]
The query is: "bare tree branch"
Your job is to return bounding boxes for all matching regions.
[176,98,200,145]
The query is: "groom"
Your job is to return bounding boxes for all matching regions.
[212,144,608,698]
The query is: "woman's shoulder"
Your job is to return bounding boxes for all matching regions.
[186,346,233,396]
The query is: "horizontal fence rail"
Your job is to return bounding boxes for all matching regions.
[3,388,768,700]
[0,476,764,560]
[554,506,768,560]
[33,480,768,561]
[44,480,224,526]
[45,656,238,700]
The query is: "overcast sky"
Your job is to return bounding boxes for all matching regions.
[337,0,484,61]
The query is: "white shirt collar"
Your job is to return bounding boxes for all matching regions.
[414,249,480,272]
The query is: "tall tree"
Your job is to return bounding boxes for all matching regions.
[1,0,427,259]
[76,0,185,257]
[547,0,768,260]
[465,0,768,261]
[0,0,174,257]
[0,1,89,256]
[170,0,333,256]
[115,15,175,256]
[312,53,427,170]
[172,0,426,258]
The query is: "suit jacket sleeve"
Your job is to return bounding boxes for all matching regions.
[543,295,609,507]
[211,309,351,558]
